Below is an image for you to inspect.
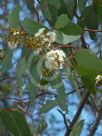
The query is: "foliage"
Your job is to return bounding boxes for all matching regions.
[0,0,102,136]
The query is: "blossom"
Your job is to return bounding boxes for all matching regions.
[46,31,56,43]
[26,28,56,53]
[7,28,21,49]
[45,50,66,70]
[34,28,56,47]
[25,36,43,53]
[34,28,45,37]
[95,75,102,84]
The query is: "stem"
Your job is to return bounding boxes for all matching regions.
[89,109,102,136]
[66,90,89,135]
[57,109,69,130]
[80,35,89,49]
[89,94,99,112]
[33,0,40,22]
[84,29,102,32]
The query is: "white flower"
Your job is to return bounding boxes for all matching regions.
[34,28,45,37]
[46,31,56,43]
[45,50,66,70]
[8,41,18,49]
[95,75,102,84]
[34,29,56,49]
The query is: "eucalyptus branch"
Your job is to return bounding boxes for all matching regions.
[84,29,102,33]
[80,35,89,49]
[89,94,99,113]
[66,90,89,135]
[32,0,40,22]
[57,109,69,131]
[89,109,102,136]
[36,90,76,98]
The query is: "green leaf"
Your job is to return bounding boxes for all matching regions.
[83,6,98,39]
[8,4,21,28]
[22,18,46,35]
[25,0,35,13]
[93,0,102,22]
[61,22,83,35]
[65,68,78,92]
[58,0,69,16]
[40,0,53,24]
[77,66,97,94]
[66,0,76,19]
[40,100,57,114]
[78,0,87,14]
[47,0,60,9]
[55,30,80,44]
[53,75,68,112]
[27,53,41,101]
[0,110,32,136]
[27,82,37,106]
[76,49,102,72]
[0,111,20,136]
[40,0,60,24]
[75,49,102,93]
[55,14,69,29]
[11,111,32,136]
[0,49,12,72]
[16,57,26,94]
[70,120,84,136]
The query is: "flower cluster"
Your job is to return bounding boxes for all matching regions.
[7,28,26,49]
[45,50,66,70]
[7,28,56,52]
[95,75,102,85]
[25,28,56,53]
[35,28,56,46]
[25,36,43,52]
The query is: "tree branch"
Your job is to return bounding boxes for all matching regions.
[66,90,89,135]
[57,109,69,131]
[84,29,102,32]
[89,109,102,136]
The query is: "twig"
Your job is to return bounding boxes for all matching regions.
[84,29,102,32]
[89,94,99,112]
[57,109,69,130]
[32,0,40,22]
[66,90,89,135]
[80,35,89,49]
[89,109,102,136]
[36,90,76,98]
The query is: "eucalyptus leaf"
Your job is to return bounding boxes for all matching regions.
[61,22,83,35]
[93,0,102,22]
[70,120,84,136]
[8,4,21,28]
[22,18,46,35]
[40,100,57,114]
[75,49,102,93]
[55,30,80,44]
[47,0,60,9]
[0,49,12,72]
[55,14,69,29]
[0,110,32,136]
[16,57,26,94]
